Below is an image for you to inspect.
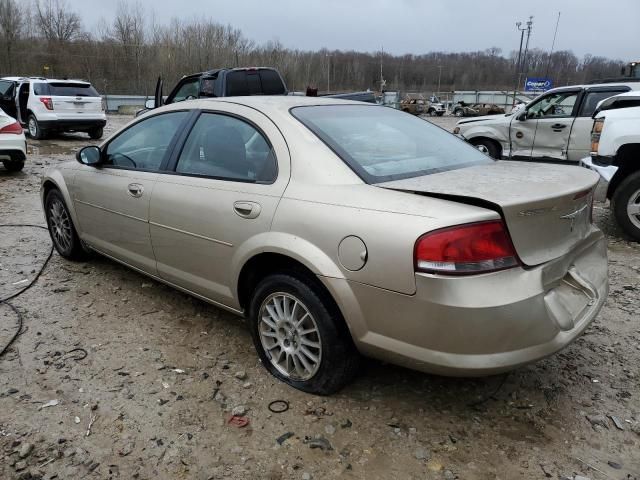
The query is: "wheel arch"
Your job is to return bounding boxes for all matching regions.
[468,136,503,158]
[41,174,81,231]
[607,143,640,199]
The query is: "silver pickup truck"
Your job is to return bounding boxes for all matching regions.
[454,82,639,162]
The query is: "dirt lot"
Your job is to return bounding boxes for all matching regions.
[1,114,639,480]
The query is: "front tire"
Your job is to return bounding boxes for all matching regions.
[454,109,464,117]
[28,114,45,140]
[471,138,500,159]
[89,127,103,140]
[248,273,360,395]
[2,160,24,172]
[611,171,640,241]
[45,189,87,260]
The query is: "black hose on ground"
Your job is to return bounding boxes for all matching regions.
[0,224,53,358]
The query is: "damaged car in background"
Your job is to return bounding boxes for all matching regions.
[41,97,608,394]
[453,102,505,117]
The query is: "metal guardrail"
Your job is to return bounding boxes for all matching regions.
[102,90,540,114]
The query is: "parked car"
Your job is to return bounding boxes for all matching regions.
[581,91,640,240]
[400,98,425,115]
[454,81,640,160]
[141,67,374,117]
[453,102,505,117]
[41,97,608,394]
[0,77,106,140]
[141,67,288,115]
[0,107,27,172]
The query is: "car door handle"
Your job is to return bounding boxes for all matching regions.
[551,124,567,130]
[233,201,261,219]
[127,183,144,198]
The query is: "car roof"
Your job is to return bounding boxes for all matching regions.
[546,82,640,94]
[164,95,370,114]
[0,76,90,84]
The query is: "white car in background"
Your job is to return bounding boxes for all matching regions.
[0,107,26,172]
[454,82,639,160]
[581,91,640,240]
[0,77,106,140]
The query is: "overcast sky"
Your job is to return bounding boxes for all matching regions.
[68,0,638,60]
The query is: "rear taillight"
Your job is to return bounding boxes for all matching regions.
[590,118,604,155]
[40,97,54,110]
[0,121,23,135]
[415,220,520,275]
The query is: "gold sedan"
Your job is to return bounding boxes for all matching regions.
[41,97,608,394]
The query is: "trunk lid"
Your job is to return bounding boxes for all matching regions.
[378,161,599,266]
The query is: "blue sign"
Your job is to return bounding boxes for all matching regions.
[525,77,553,91]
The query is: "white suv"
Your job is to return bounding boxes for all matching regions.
[0,77,106,140]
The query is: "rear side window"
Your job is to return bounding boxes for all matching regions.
[33,83,50,95]
[580,90,630,117]
[176,112,276,183]
[48,82,100,97]
[259,70,286,95]
[226,70,286,96]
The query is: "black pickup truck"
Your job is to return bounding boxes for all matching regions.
[141,67,375,115]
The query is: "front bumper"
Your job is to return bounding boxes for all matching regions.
[580,156,617,202]
[325,230,608,376]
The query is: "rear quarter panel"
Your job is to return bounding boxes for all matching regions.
[270,183,499,295]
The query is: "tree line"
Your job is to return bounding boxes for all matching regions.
[0,0,627,97]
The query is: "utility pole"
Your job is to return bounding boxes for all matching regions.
[437,65,443,97]
[326,53,332,93]
[512,19,530,107]
[521,16,534,79]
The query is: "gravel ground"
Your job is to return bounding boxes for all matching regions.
[1,114,639,480]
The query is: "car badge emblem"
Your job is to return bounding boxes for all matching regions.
[560,204,588,232]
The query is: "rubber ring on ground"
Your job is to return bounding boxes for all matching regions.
[268,400,289,413]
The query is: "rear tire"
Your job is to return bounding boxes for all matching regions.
[248,273,360,395]
[27,114,45,140]
[2,160,24,172]
[88,127,103,140]
[471,138,500,159]
[454,109,464,117]
[44,189,87,260]
[611,171,640,242]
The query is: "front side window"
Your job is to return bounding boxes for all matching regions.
[292,105,491,183]
[0,80,14,96]
[527,91,579,118]
[170,78,200,103]
[176,113,276,183]
[104,111,189,171]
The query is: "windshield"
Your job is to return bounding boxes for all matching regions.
[291,104,491,183]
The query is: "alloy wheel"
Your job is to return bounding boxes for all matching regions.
[28,118,37,137]
[476,144,490,155]
[258,292,322,381]
[48,198,72,252]
[627,187,640,230]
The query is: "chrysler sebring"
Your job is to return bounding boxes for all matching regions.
[41,97,608,394]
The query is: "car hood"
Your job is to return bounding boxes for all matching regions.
[378,161,600,266]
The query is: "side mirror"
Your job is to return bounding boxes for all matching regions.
[516,111,527,121]
[145,99,155,109]
[76,145,102,166]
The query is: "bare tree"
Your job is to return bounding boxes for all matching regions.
[34,0,81,43]
[109,1,145,92]
[0,0,22,72]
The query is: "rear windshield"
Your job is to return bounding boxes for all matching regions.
[291,105,491,183]
[45,82,100,97]
[226,70,286,96]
